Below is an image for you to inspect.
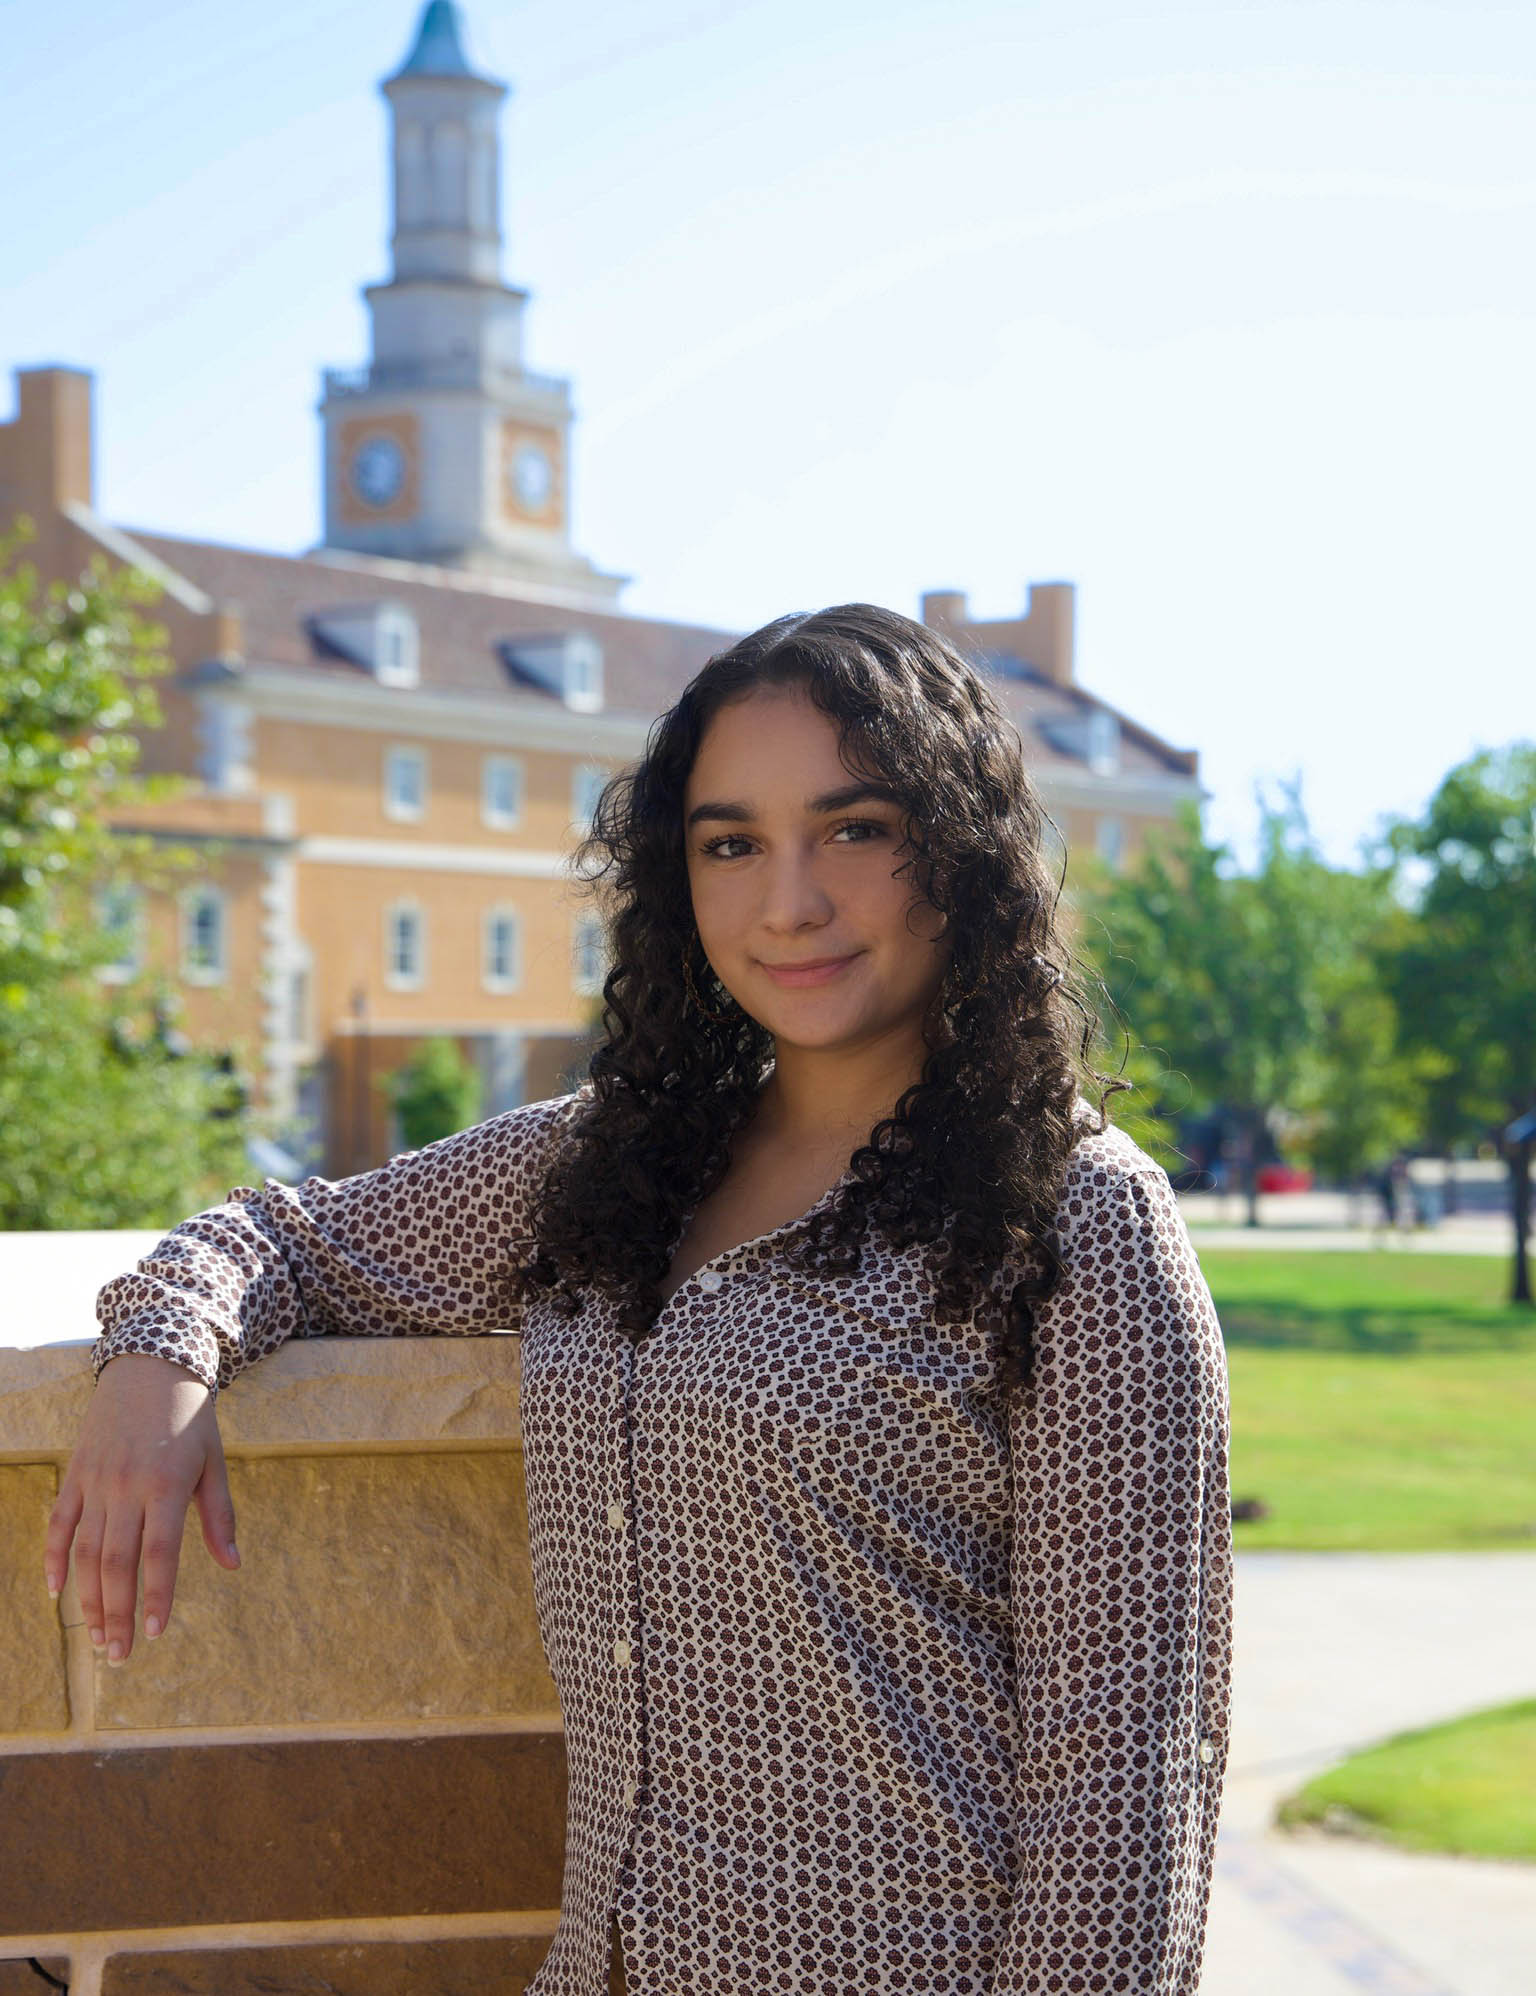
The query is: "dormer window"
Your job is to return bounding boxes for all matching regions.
[499,632,604,712]
[308,602,420,689]
[1087,709,1121,776]
[374,608,419,688]
[1039,706,1122,776]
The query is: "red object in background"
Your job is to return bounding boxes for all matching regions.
[1256,1164,1314,1193]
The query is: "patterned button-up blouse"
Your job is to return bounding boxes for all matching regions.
[94,1088,1234,1996]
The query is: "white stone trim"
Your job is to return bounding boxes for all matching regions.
[330,1016,586,1036]
[232,665,651,756]
[299,836,570,879]
[258,852,306,1120]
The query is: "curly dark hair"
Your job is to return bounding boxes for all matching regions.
[510,602,1120,1394]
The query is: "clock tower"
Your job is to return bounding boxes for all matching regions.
[316,2,623,602]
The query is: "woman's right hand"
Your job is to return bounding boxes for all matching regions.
[44,1353,240,1665]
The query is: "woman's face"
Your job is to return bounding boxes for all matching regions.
[683,684,952,1057]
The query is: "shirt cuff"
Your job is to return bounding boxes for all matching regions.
[92,1315,224,1399]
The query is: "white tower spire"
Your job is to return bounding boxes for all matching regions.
[314,2,623,602]
[384,0,506,286]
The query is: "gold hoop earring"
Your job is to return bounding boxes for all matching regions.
[683,946,736,1023]
[943,958,980,1012]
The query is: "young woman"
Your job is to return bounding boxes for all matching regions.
[49,604,1233,1996]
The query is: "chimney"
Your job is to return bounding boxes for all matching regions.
[920,589,969,633]
[0,367,95,517]
[1022,582,1075,687]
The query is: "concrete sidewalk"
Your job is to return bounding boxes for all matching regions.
[1202,1552,1536,1996]
[1178,1185,1514,1256]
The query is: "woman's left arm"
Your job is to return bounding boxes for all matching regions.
[992,1150,1234,1996]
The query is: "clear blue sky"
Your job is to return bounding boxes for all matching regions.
[6,0,1533,866]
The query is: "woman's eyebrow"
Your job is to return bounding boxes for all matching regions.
[685,783,900,831]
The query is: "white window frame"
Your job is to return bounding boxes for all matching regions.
[384,744,427,823]
[482,904,523,993]
[571,761,608,831]
[96,884,143,984]
[481,754,525,831]
[572,911,607,998]
[180,886,227,986]
[384,899,427,991]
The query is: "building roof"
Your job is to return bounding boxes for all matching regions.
[119,525,1198,786]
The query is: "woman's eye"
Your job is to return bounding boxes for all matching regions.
[698,820,890,859]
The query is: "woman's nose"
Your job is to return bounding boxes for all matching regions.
[757,848,835,930]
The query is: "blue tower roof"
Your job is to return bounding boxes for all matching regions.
[394,1,477,78]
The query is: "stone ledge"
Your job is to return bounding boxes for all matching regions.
[0,1335,524,1461]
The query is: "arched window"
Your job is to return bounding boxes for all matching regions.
[483,907,522,993]
[430,119,468,225]
[482,755,524,830]
[385,902,426,991]
[97,884,143,983]
[396,120,427,228]
[572,912,607,998]
[181,887,226,984]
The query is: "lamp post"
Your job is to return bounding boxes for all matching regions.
[1504,1108,1535,1308]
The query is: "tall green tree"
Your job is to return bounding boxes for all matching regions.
[381,1034,483,1152]
[0,518,248,1228]
[1287,864,1445,1191]
[1081,791,1428,1224]
[1380,745,1536,1304]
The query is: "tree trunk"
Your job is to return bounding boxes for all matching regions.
[1511,1139,1533,1308]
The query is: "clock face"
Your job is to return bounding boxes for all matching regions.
[509,441,554,511]
[351,435,406,509]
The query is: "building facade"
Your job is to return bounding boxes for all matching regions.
[0,1,1202,1177]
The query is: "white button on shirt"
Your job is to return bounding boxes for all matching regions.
[696,1269,724,1293]
[607,1501,624,1529]
[612,1638,632,1668]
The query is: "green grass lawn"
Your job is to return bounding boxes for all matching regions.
[1276,1698,1536,1862]
[1195,1251,1536,1550]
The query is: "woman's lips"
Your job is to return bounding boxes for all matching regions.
[756,951,863,988]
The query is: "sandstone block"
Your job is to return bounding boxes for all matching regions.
[103,1934,554,1994]
[0,1464,69,1734]
[0,1731,566,1934]
[97,1451,556,1728]
[0,1963,69,1996]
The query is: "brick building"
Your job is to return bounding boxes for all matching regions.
[0,0,1201,1175]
